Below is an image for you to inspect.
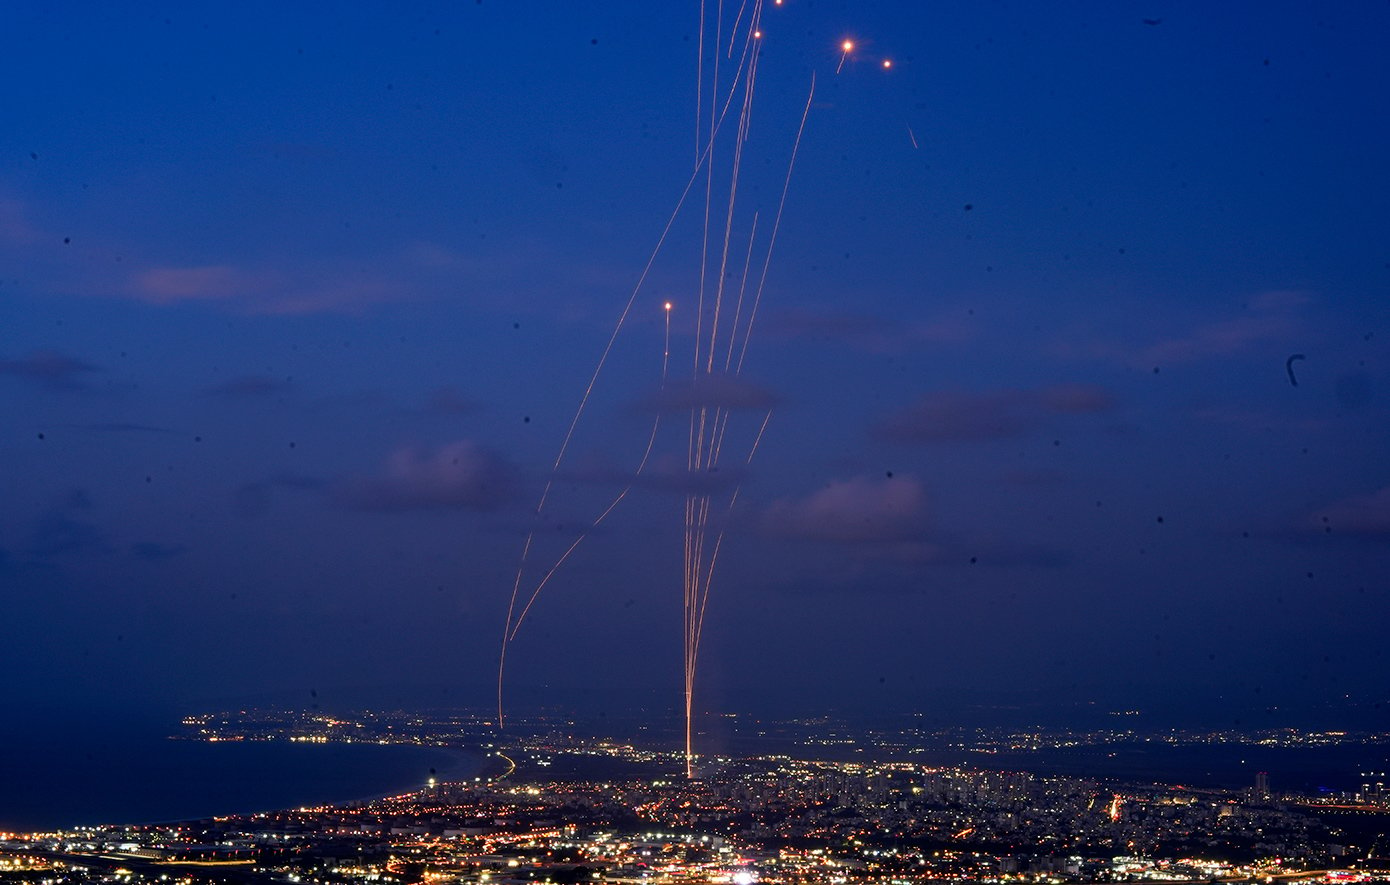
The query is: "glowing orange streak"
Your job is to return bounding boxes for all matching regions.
[684,489,713,778]
[693,404,709,479]
[497,532,534,728]
[509,470,642,642]
[708,205,760,471]
[498,12,758,718]
[736,71,814,375]
[686,69,805,779]
[686,13,790,778]
[690,409,770,660]
[685,405,769,777]
[706,406,731,470]
[691,0,759,485]
[688,14,756,516]
[683,29,757,658]
[727,0,747,57]
[705,3,761,376]
[695,1,705,162]
[693,0,724,386]
[691,4,761,650]
[498,123,727,727]
[702,67,802,509]
[722,212,758,372]
[508,308,671,641]
[511,305,672,641]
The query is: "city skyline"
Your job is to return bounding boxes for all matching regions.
[5,708,1390,881]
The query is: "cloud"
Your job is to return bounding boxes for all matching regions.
[22,490,110,560]
[133,265,266,304]
[564,453,747,496]
[1054,290,1311,369]
[271,474,327,492]
[0,350,99,390]
[66,422,175,434]
[1129,290,1309,367]
[634,373,779,413]
[234,474,326,518]
[335,441,518,512]
[423,387,477,416]
[876,384,1114,443]
[0,198,39,245]
[775,540,1071,594]
[1308,487,1390,537]
[1247,289,1311,312]
[28,514,109,559]
[1036,383,1115,414]
[1138,313,1295,365]
[206,375,295,398]
[129,263,408,315]
[880,391,1029,441]
[257,277,407,315]
[765,307,973,353]
[763,475,927,544]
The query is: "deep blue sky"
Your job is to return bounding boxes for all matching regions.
[2,1,1388,727]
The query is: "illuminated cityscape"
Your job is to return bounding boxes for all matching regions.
[4,710,1389,885]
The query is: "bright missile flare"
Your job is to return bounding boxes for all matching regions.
[882,59,893,69]
[836,40,854,74]
[664,301,673,311]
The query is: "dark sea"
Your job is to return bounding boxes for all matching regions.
[897,742,1390,794]
[0,718,477,833]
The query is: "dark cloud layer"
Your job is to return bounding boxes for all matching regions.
[334,441,518,512]
[1137,291,1307,366]
[28,514,109,559]
[129,262,408,315]
[634,374,779,413]
[423,386,477,416]
[0,351,99,390]
[763,475,927,544]
[563,453,747,496]
[206,375,295,398]
[876,385,1115,443]
[765,307,972,353]
[66,422,174,434]
[1309,487,1390,537]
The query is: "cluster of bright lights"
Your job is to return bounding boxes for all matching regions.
[836,36,894,71]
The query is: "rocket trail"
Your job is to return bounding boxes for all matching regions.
[497,4,767,727]
[499,0,832,786]
[682,64,813,778]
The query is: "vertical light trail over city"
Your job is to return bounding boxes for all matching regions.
[495,0,777,729]
[498,0,850,778]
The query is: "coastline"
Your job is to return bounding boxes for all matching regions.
[0,731,482,834]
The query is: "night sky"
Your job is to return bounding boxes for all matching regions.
[3,1,1388,727]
